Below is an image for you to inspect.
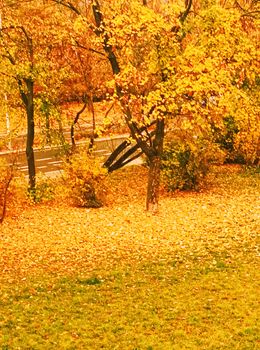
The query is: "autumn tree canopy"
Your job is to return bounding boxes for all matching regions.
[50,0,259,210]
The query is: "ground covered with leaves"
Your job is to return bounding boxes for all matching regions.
[0,165,259,349]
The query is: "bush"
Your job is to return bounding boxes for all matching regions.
[161,138,224,191]
[27,173,56,204]
[214,113,259,166]
[214,116,246,164]
[62,149,107,208]
[215,116,238,156]
[233,129,259,166]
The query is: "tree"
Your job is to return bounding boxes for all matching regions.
[52,0,259,210]
[0,1,36,190]
[182,2,259,165]
[52,0,193,211]
[94,0,259,199]
[63,31,111,151]
[0,0,74,193]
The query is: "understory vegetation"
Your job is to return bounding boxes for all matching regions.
[0,165,259,349]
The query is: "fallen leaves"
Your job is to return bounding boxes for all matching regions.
[0,165,259,283]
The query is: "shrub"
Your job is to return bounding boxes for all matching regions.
[62,149,107,208]
[215,116,239,160]
[161,138,224,191]
[27,173,56,204]
[233,128,259,166]
[214,113,259,166]
[214,115,247,164]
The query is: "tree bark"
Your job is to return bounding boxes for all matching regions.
[13,28,36,193]
[106,144,142,172]
[145,118,165,212]
[25,78,36,192]
[0,172,13,224]
[89,97,96,150]
[146,155,161,212]
[71,101,87,150]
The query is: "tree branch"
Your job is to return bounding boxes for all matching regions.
[180,0,193,24]
[73,40,106,56]
[71,101,87,148]
[92,0,120,75]
[17,79,28,106]
[241,10,260,17]
[53,0,81,15]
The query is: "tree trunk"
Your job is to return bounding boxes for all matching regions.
[146,119,165,212]
[89,97,95,150]
[0,172,13,224]
[71,101,87,150]
[25,79,36,192]
[146,155,161,212]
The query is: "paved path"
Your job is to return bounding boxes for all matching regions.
[0,135,129,176]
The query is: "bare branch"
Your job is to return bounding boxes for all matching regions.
[73,40,106,57]
[2,52,16,65]
[180,0,193,24]
[52,0,81,15]
[241,10,260,17]
[71,102,87,148]
[1,25,33,63]
[92,0,120,75]
[92,0,103,28]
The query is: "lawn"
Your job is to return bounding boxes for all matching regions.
[0,165,259,349]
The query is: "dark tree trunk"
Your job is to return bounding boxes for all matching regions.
[146,155,161,212]
[0,172,13,224]
[25,78,36,192]
[106,143,142,173]
[12,29,36,194]
[71,101,87,150]
[145,118,165,212]
[89,97,96,150]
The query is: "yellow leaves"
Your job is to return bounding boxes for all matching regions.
[106,1,165,49]
[0,165,259,283]
[73,15,86,33]
[197,5,240,34]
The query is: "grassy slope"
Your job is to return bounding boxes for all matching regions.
[0,166,259,349]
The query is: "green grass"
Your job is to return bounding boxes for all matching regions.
[1,252,259,349]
